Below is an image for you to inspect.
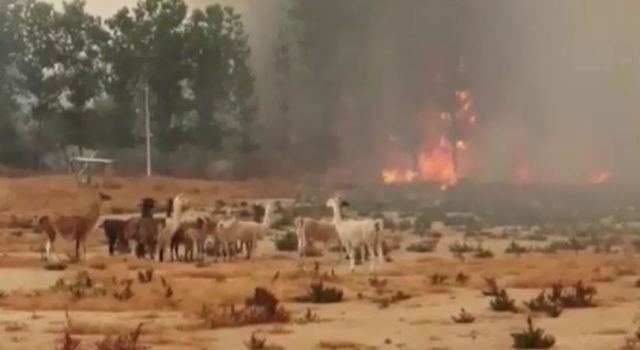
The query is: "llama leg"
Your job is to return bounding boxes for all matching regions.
[367,244,376,272]
[346,244,356,272]
[45,239,52,261]
[297,234,303,258]
[75,237,81,261]
[376,242,385,265]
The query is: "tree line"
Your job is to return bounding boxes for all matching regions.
[0,0,469,179]
[0,0,256,175]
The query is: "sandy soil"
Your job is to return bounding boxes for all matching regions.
[0,176,638,350]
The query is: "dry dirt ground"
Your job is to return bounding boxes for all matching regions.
[0,176,639,350]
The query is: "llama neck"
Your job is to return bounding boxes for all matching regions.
[262,204,273,228]
[86,200,102,226]
[330,202,342,224]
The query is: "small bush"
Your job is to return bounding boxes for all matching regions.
[522,232,548,242]
[452,308,475,324]
[489,289,517,312]
[455,271,470,284]
[369,276,388,294]
[94,323,148,350]
[274,231,298,252]
[293,282,343,304]
[198,288,290,329]
[473,247,494,259]
[137,269,154,284]
[548,281,597,308]
[58,332,82,350]
[44,261,68,271]
[406,240,438,253]
[505,241,529,254]
[482,277,500,297]
[449,240,474,254]
[523,291,563,318]
[511,317,555,349]
[430,273,448,286]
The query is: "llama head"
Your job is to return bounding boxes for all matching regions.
[326,193,345,209]
[173,193,190,212]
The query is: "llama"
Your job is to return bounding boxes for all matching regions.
[123,197,162,259]
[158,194,187,262]
[216,201,275,259]
[326,194,384,272]
[294,217,340,258]
[38,190,111,261]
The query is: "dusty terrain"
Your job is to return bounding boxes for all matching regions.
[0,176,639,350]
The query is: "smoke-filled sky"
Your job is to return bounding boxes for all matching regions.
[45,0,640,185]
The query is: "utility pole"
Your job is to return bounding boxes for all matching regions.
[144,84,152,177]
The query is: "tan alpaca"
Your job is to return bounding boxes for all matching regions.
[38,190,111,261]
[216,202,275,259]
[295,217,340,257]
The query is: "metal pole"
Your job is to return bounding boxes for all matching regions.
[144,84,152,177]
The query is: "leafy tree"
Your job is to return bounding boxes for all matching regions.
[130,0,189,152]
[56,0,108,155]
[0,0,28,167]
[102,6,143,148]
[220,6,256,156]
[183,5,226,150]
[10,0,63,167]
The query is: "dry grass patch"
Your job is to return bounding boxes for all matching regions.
[263,325,294,335]
[180,269,230,282]
[317,340,377,349]
[3,321,28,332]
[592,328,628,336]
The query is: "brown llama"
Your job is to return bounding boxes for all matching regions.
[38,190,111,261]
[123,197,163,259]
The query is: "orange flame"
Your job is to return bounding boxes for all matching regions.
[589,171,611,185]
[381,137,458,188]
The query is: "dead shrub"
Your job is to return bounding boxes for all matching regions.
[244,331,267,350]
[451,308,475,324]
[197,287,290,329]
[482,277,500,297]
[94,323,148,350]
[293,282,343,304]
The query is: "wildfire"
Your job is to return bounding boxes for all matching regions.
[589,171,611,185]
[380,68,477,188]
[381,137,458,188]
